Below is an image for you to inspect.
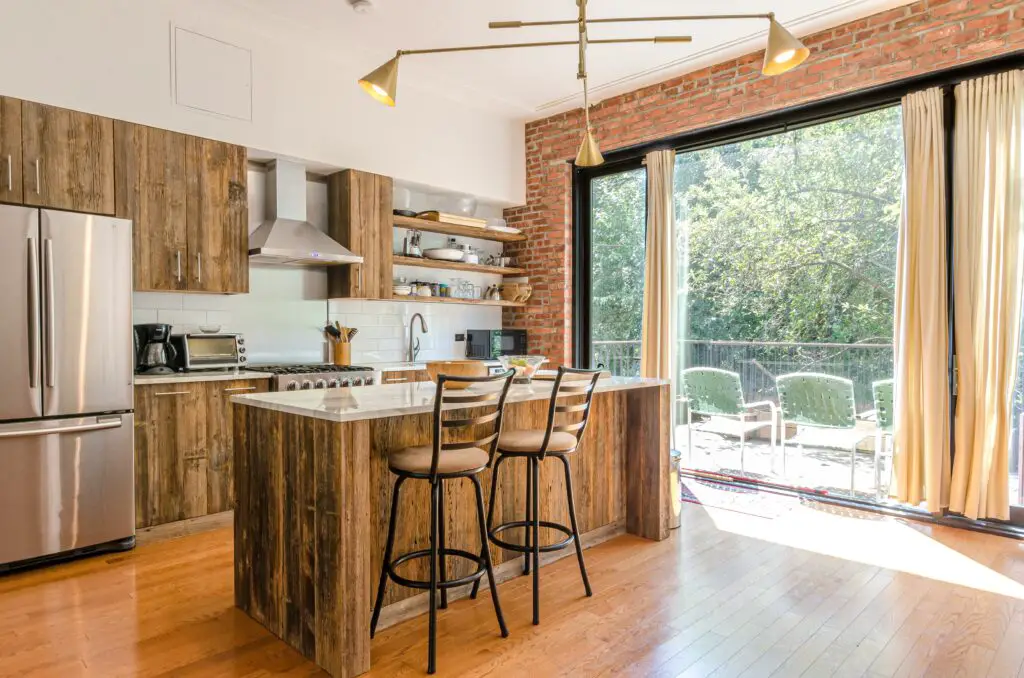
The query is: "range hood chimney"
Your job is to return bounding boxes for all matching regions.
[248,159,363,266]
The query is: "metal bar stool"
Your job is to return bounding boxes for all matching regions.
[472,366,602,625]
[369,368,515,675]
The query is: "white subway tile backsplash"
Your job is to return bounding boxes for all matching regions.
[132,309,158,324]
[133,292,185,311]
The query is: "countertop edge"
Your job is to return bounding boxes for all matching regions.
[134,371,273,385]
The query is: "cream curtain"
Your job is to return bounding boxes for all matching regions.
[893,87,951,513]
[950,70,1024,521]
[641,149,677,382]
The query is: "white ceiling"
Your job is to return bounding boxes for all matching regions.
[238,0,913,120]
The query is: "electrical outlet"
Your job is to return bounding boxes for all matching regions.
[455,333,466,342]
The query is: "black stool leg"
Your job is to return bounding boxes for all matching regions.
[559,454,592,597]
[524,457,533,575]
[472,475,509,638]
[472,454,506,600]
[428,481,439,674]
[438,479,448,610]
[370,476,403,638]
[531,456,541,625]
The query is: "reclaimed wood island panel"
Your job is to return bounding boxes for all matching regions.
[232,378,671,678]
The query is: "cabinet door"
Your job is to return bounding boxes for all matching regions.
[0,97,23,204]
[133,383,208,528]
[114,122,188,291]
[186,137,248,294]
[22,102,114,214]
[205,379,268,514]
[327,169,393,299]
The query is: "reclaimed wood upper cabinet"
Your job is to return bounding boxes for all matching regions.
[22,101,115,214]
[327,169,393,299]
[186,137,248,294]
[134,378,269,529]
[114,122,188,291]
[0,97,23,204]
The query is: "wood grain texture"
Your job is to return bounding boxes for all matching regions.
[186,137,248,294]
[207,379,268,514]
[393,214,527,243]
[393,255,526,276]
[114,121,188,291]
[327,169,393,299]
[21,101,114,214]
[0,96,23,204]
[380,369,430,384]
[626,383,672,540]
[233,385,666,675]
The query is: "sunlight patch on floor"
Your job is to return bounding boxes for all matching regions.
[701,502,1024,600]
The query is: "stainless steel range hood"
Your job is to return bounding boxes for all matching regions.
[248,159,363,266]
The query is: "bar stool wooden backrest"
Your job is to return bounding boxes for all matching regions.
[538,366,603,458]
[427,368,516,480]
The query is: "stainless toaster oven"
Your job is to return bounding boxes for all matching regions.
[169,333,246,371]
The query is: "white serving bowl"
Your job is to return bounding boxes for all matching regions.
[423,248,464,262]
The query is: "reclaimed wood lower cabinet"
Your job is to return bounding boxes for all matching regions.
[134,379,268,529]
[380,369,431,384]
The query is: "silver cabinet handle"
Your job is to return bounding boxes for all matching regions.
[358,265,364,295]
[154,390,189,397]
[197,252,202,284]
[385,377,409,384]
[0,417,123,439]
[34,158,40,195]
[223,386,257,392]
[27,238,39,388]
[176,251,181,282]
[43,239,55,388]
[6,155,11,192]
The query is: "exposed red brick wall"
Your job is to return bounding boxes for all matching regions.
[503,0,1024,366]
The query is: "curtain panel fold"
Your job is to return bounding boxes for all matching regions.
[950,70,1024,522]
[640,149,677,383]
[894,88,951,513]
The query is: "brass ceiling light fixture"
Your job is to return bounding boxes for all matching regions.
[357,1,809,166]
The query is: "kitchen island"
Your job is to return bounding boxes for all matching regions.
[231,377,671,678]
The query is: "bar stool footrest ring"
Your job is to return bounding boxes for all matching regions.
[489,519,574,554]
[387,548,486,590]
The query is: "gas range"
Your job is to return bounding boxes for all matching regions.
[247,364,377,391]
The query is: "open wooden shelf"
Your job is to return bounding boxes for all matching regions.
[393,255,525,276]
[390,295,525,307]
[393,215,527,243]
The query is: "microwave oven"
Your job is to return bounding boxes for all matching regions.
[465,329,528,360]
[169,333,247,371]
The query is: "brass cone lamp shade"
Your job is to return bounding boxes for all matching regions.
[575,129,604,167]
[358,55,400,106]
[761,18,809,76]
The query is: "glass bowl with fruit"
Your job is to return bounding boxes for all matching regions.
[498,355,546,382]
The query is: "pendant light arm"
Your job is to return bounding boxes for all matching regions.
[396,36,690,57]
[490,13,773,29]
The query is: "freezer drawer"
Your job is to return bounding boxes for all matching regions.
[0,414,135,567]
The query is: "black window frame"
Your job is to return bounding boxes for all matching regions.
[570,49,1024,531]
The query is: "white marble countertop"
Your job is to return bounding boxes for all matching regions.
[368,360,501,373]
[134,370,272,385]
[231,377,668,424]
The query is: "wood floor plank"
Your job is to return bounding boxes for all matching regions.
[0,497,1023,678]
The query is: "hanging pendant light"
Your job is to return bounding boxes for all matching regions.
[761,15,809,76]
[576,128,604,167]
[358,53,401,106]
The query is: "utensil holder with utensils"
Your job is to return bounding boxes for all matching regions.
[324,322,357,366]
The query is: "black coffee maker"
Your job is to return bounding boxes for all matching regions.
[134,323,177,375]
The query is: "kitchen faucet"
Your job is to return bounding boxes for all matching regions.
[408,313,428,362]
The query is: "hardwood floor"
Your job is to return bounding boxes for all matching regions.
[2,497,1024,677]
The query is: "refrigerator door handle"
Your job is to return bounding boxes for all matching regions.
[43,238,55,388]
[27,238,40,389]
[0,416,123,439]
[6,155,11,192]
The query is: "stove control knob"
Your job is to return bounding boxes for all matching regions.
[352,377,364,386]
[300,380,314,390]
[314,379,328,389]
[340,378,352,388]
[364,375,375,385]
[327,378,341,388]
[286,381,299,391]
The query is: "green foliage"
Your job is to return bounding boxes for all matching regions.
[589,106,904,346]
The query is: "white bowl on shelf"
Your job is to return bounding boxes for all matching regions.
[393,285,412,296]
[423,248,464,262]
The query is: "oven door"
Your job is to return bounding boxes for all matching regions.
[465,331,496,359]
[183,335,241,369]
[498,330,527,356]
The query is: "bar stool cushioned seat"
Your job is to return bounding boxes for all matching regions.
[388,446,490,474]
[496,430,578,454]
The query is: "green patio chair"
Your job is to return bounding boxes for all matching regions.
[872,379,895,499]
[776,372,874,493]
[680,367,777,473]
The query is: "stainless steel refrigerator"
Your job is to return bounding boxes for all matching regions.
[0,205,135,570]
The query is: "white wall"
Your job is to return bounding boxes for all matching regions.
[0,0,524,205]
[133,170,503,365]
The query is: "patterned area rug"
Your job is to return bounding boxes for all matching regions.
[680,476,797,519]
